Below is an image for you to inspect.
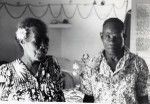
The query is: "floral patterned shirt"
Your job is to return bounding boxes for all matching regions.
[0,56,65,102]
[80,48,149,104]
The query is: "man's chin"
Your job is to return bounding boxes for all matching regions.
[106,46,122,52]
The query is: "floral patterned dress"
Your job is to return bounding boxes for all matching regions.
[0,56,65,102]
[80,48,149,104]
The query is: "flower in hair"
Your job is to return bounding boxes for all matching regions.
[16,28,27,40]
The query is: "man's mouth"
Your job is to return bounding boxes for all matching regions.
[107,43,114,46]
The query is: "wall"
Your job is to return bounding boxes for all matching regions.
[61,0,132,60]
[0,0,131,62]
[130,0,150,69]
[0,0,62,62]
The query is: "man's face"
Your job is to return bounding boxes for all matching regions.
[101,23,124,53]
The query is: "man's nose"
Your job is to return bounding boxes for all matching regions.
[107,34,117,41]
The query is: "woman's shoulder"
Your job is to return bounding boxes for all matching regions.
[45,55,59,65]
[44,55,60,67]
[45,55,57,60]
[44,56,62,77]
[0,63,9,74]
[0,61,15,78]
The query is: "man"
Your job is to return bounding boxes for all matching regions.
[81,18,149,104]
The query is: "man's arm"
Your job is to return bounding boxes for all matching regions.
[80,61,95,102]
[138,95,149,104]
[136,57,149,104]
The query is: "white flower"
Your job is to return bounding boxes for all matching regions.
[72,71,78,76]
[73,62,79,70]
[72,62,80,76]
[16,28,27,40]
[86,57,98,69]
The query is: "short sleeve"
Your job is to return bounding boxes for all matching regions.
[0,64,8,82]
[136,57,149,97]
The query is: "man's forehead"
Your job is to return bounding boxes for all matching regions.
[103,23,121,32]
[103,22,117,28]
[103,24,117,31]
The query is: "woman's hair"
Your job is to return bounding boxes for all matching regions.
[18,17,47,35]
[16,17,48,41]
[16,17,49,51]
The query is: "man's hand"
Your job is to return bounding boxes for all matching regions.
[138,95,149,104]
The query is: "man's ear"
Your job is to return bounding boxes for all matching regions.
[100,32,103,38]
[123,33,127,40]
[121,30,127,40]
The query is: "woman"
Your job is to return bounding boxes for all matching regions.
[0,18,65,102]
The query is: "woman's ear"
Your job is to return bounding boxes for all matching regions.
[19,39,25,45]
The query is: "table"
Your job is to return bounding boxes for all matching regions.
[63,86,84,102]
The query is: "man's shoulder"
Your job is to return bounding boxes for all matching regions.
[129,52,146,62]
[129,52,148,73]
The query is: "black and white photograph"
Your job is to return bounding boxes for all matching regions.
[0,0,149,104]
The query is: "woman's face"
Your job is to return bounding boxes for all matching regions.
[20,27,49,61]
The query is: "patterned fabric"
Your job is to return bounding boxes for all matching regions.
[0,56,65,102]
[80,48,149,104]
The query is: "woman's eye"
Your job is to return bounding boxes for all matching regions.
[32,41,39,48]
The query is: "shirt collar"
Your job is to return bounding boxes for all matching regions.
[100,46,130,60]
[99,46,130,74]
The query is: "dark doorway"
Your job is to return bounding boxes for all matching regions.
[124,10,131,48]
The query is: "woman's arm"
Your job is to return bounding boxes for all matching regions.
[50,56,65,102]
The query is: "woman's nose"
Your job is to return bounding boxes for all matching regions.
[39,42,48,50]
[40,43,44,49]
